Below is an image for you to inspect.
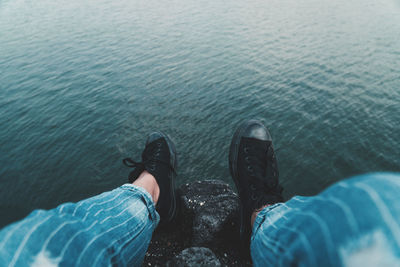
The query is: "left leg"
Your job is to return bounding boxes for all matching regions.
[0,181,158,267]
[0,131,178,267]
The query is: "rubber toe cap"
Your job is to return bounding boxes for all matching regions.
[242,120,272,141]
[146,131,165,145]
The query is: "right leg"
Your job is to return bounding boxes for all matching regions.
[228,120,400,266]
[251,173,400,267]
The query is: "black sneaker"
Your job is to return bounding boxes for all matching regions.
[123,131,177,224]
[229,120,283,243]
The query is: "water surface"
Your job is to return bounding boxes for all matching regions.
[1,0,400,227]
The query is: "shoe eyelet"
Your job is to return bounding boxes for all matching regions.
[251,194,257,200]
[247,166,253,172]
[250,184,256,190]
[157,142,162,147]
[245,156,250,163]
[244,147,249,154]
[149,164,156,171]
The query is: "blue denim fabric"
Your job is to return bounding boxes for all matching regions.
[0,184,159,267]
[1,173,400,267]
[251,173,400,267]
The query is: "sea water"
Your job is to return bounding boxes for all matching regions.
[0,0,399,227]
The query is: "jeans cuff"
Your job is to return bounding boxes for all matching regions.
[251,203,282,241]
[119,184,160,229]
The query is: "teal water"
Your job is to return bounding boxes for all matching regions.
[1,0,399,228]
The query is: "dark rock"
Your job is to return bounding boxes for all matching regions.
[167,247,221,267]
[177,180,240,247]
[143,180,251,266]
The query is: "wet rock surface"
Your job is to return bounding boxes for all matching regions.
[167,247,221,267]
[143,180,252,266]
[178,180,240,246]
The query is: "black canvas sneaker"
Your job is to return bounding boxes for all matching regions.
[123,132,177,224]
[229,120,283,243]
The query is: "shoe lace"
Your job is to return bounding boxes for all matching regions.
[246,144,283,209]
[122,158,146,183]
[122,142,175,183]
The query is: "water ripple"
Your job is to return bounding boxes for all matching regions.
[0,0,399,227]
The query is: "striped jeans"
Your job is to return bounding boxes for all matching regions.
[0,173,400,266]
[0,185,159,267]
[251,172,400,266]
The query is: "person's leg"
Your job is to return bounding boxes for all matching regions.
[0,131,178,267]
[251,172,400,267]
[229,120,400,266]
[0,177,158,267]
